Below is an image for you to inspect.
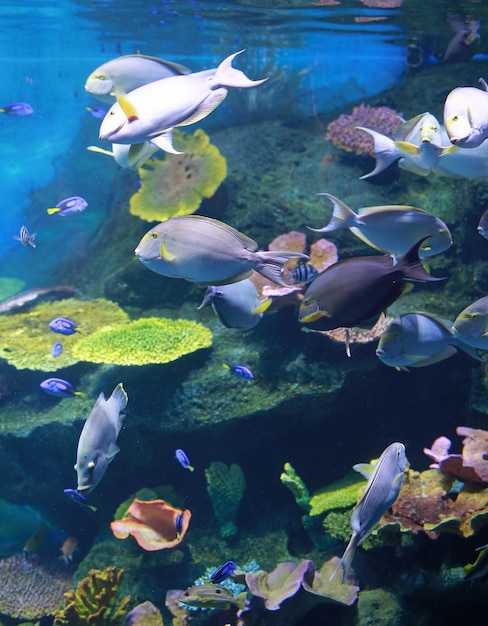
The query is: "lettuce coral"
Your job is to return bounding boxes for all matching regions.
[308,473,364,516]
[0,298,128,371]
[72,317,212,366]
[129,128,227,222]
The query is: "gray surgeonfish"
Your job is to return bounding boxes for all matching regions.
[452,296,488,349]
[444,79,488,148]
[298,237,444,333]
[198,278,272,329]
[309,193,452,258]
[135,215,308,286]
[376,312,482,370]
[99,50,268,153]
[85,54,191,103]
[331,442,407,582]
[75,383,128,494]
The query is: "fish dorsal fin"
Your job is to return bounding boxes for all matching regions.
[181,215,258,251]
[352,462,373,479]
[150,131,183,154]
[253,298,272,316]
[115,92,139,122]
[393,113,428,141]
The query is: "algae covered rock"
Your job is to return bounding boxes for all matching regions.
[129,128,227,222]
[73,317,212,366]
[205,461,246,538]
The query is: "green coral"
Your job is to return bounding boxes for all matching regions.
[280,462,311,512]
[205,462,246,538]
[72,317,212,366]
[0,298,128,370]
[129,128,227,222]
[53,566,130,625]
[0,277,25,301]
[309,472,364,517]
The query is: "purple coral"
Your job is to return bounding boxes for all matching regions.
[325,103,403,157]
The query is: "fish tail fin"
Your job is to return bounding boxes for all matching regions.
[188,465,195,472]
[47,208,60,215]
[356,127,401,179]
[214,50,269,88]
[74,391,86,398]
[111,383,128,411]
[308,193,358,233]
[330,533,359,583]
[234,591,248,611]
[398,237,446,283]
[254,250,309,286]
[222,363,230,370]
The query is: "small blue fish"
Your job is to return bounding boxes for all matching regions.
[175,513,183,538]
[13,225,36,248]
[0,102,34,117]
[52,341,63,357]
[289,262,318,285]
[49,317,79,335]
[40,377,84,398]
[210,560,236,584]
[223,363,254,379]
[47,196,88,216]
[86,105,107,119]
[63,488,97,512]
[175,448,194,472]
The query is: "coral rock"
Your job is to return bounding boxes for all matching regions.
[424,427,488,483]
[301,556,359,606]
[125,600,164,626]
[205,462,246,538]
[245,560,314,610]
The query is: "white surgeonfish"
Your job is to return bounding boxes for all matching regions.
[308,193,452,258]
[444,78,488,148]
[85,54,191,103]
[331,442,407,583]
[452,296,488,349]
[198,278,272,330]
[135,215,308,286]
[99,50,268,154]
[86,141,159,168]
[376,312,482,371]
[75,383,128,494]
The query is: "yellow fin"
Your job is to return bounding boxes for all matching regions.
[46,208,60,215]
[441,145,458,156]
[253,298,272,315]
[395,141,420,155]
[300,311,328,323]
[87,145,114,157]
[115,92,139,122]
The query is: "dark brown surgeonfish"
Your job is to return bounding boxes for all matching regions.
[298,237,445,336]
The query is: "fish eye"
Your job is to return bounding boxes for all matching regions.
[146,231,158,239]
[452,115,458,122]
[95,74,107,81]
[184,591,190,597]
[215,588,222,594]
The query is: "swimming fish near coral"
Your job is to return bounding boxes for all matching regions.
[0,102,34,117]
[59,536,78,564]
[87,141,158,169]
[331,442,407,583]
[47,196,88,216]
[223,363,254,379]
[376,312,481,371]
[452,295,488,349]
[49,317,79,335]
[40,377,84,398]
[85,54,190,103]
[210,560,236,584]
[23,524,46,554]
[14,225,36,248]
[135,215,307,286]
[299,238,444,335]
[52,341,63,357]
[288,261,318,285]
[86,105,107,119]
[63,488,97,512]
[75,383,128,494]
[198,279,271,330]
[99,50,268,154]
[175,448,194,472]
[477,208,488,239]
[179,583,247,611]
[444,79,488,148]
[309,193,452,258]
[0,285,76,314]
[464,544,488,580]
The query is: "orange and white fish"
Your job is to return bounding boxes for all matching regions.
[59,536,78,564]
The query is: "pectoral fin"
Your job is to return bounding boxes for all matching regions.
[253,299,272,315]
[150,130,183,154]
[395,140,420,156]
[352,462,373,479]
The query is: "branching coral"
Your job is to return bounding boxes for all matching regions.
[72,317,212,366]
[129,128,227,222]
[205,462,246,538]
[0,552,74,620]
[0,298,128,370]
[280,462,311,512]
[53,566,130,625]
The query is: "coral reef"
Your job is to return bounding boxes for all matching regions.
[424,426,488,483]
[73,317,212,366]
[301,557,359,606]
[280,462,311,512]
[245,560,314,610]
[325,103,403,156]
[53,566,130,625]
[129,128,227,222]
[0,298,128,370]
[353,588,403,626]
[0,552,74,620]
[309,472,364,517]
[205,461,246,538]
[311,314,393,351]
[111,498,191,550]
[125,600,164,626]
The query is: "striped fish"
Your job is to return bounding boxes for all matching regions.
[14,225,36,248]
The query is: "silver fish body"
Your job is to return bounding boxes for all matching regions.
[452,296,488,349]
[75,383,128,494]
[333,442,407,582]
[310,194,452,258]
[85,54,190,102]
[444,80,488,148]
[198,279,271,329]
[135,215,307,286]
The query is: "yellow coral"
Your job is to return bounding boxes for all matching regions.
[72,317,212,366]
[0,298,129,371]
[129,129,227,222]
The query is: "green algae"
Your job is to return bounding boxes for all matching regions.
[309,472,364,517]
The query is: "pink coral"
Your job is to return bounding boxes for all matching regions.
[424,427,488,484]
[325,103,403,157]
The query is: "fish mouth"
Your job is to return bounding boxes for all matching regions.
[299,310,327,324]
[99,122,125,142]
[134,248,160,263]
